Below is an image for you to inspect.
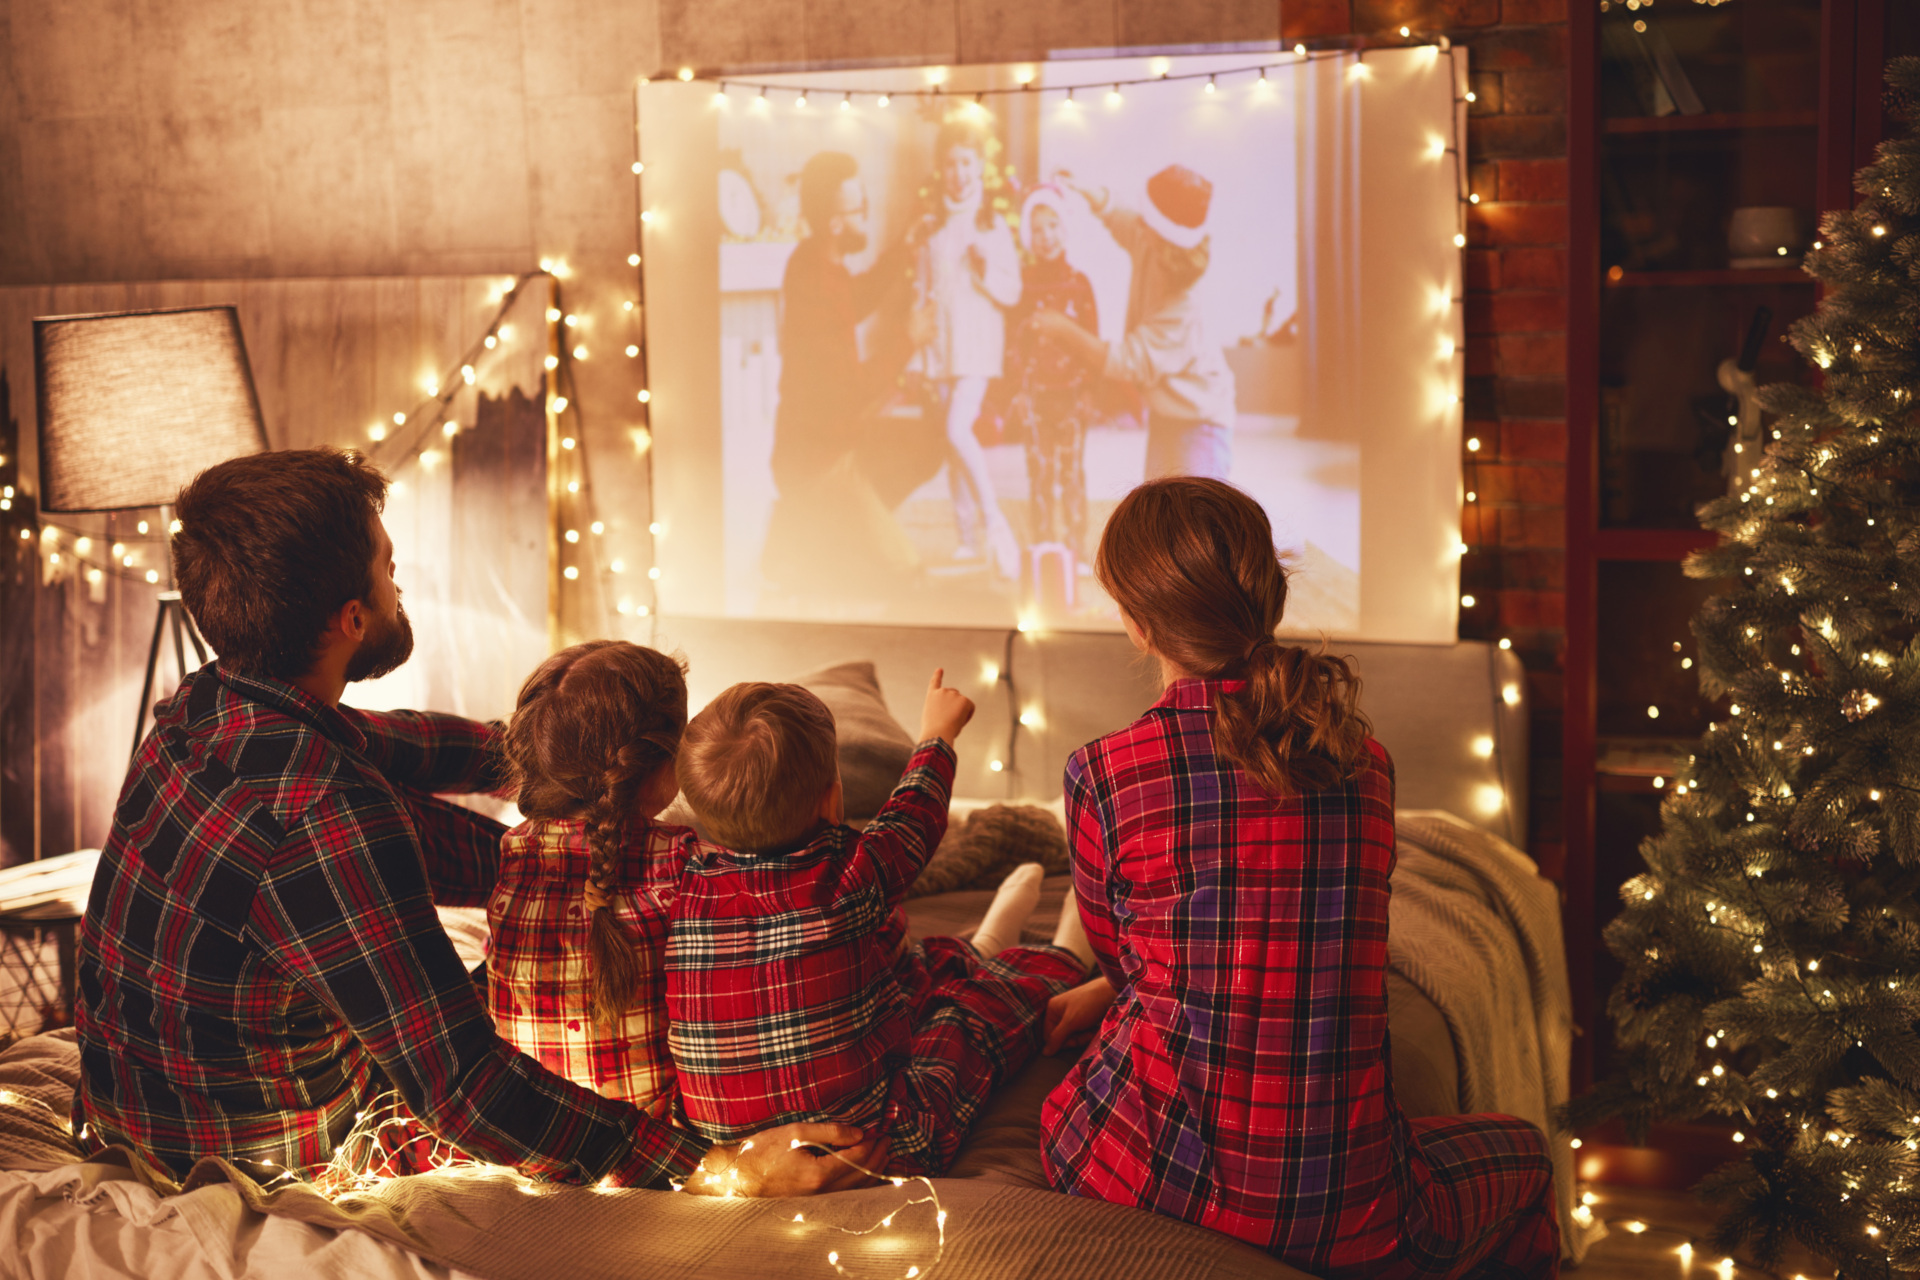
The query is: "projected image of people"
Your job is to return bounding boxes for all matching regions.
[713,67,1361,632]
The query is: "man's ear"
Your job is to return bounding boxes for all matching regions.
[325,598,367,644]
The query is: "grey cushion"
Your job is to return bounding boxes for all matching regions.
[794,660,917,824]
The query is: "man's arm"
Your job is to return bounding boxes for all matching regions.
[400,789,506,909]
[260,786,710,1187]
[344,706,506,796]
[849,240,912,319]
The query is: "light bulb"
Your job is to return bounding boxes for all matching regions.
[677,67,693,81]
[877,94,890,107]
[628,253,640,266]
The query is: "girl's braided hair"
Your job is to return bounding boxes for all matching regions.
[504,640,687,1026]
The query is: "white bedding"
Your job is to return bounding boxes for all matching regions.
[0,1162,477,1280]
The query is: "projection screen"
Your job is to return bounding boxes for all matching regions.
[638,48,1467,642]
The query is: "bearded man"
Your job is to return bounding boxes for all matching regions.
[73,448,880,1194]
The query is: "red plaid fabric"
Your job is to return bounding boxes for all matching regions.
[488,818,700,1114]
[74,663,708,1189]
[1040,679,1558,1279]
[668,739,1082,1174]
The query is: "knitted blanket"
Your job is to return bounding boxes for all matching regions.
[1389,811,1598,1263]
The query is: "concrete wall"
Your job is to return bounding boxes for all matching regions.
[0,0,1569,864]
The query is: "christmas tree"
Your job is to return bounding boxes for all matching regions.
[1565,58,1920,1276]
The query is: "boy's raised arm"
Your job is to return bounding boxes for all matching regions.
[847,669,974,900]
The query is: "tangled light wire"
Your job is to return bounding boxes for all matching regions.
[676,1135,949,1279]
[305,1093,947,1277]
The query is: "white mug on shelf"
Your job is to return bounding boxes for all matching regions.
[1728,206,1800,268]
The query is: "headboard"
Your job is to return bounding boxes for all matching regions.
[654,618,1530,850]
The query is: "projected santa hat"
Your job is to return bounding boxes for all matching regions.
[1140,165,1213,251]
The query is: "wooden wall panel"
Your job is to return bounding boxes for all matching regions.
[0,277,551,866]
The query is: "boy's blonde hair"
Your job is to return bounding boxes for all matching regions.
[678,683,838,854]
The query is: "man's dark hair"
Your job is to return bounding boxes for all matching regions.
[798,151,860,238]
[173,448,390,679]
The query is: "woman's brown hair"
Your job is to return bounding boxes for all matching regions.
[504,640,688,1026]
[1095,476,1372,797]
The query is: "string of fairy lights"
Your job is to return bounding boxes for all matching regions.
[17,262,659,645]
[638,40,1480,797]
[1,43,1496,1279]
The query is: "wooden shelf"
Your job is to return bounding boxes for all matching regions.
[1603,109,1820,135]
[1594,528,1716,560]
[1606,267,1813,287]
[1595,736,1693,780]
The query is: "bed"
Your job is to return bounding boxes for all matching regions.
[0,629,1589,1279]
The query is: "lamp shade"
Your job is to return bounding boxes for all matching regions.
[33,306,267,513]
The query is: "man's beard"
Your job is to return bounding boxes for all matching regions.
[837,226,868,255]
[345,597,414,682]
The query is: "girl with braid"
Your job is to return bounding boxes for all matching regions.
[488,640,712,1116]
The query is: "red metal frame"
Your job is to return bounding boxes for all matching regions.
[1564,0,1601,1099]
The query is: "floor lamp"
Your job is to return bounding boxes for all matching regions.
[32,306,268,757]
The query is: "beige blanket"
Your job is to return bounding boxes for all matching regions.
[1389,811,1598,1263]
[0,1030,1294,1280]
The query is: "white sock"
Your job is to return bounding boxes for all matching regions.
[971,862,1044,958]
[1051,893,1096,971]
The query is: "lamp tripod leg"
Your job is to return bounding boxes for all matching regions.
[133,600,167,759]
[169,598,190,680]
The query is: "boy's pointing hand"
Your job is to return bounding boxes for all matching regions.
[920,668,975,747]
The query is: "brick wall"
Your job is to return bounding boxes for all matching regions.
[1289,1,1570,877]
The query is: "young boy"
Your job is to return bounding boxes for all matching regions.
[667,671,1090,1176]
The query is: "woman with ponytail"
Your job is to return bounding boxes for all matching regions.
[489,641,699,1115]
[1038,478,1559,1279]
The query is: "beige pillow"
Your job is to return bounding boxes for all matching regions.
[794,660,918,824]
